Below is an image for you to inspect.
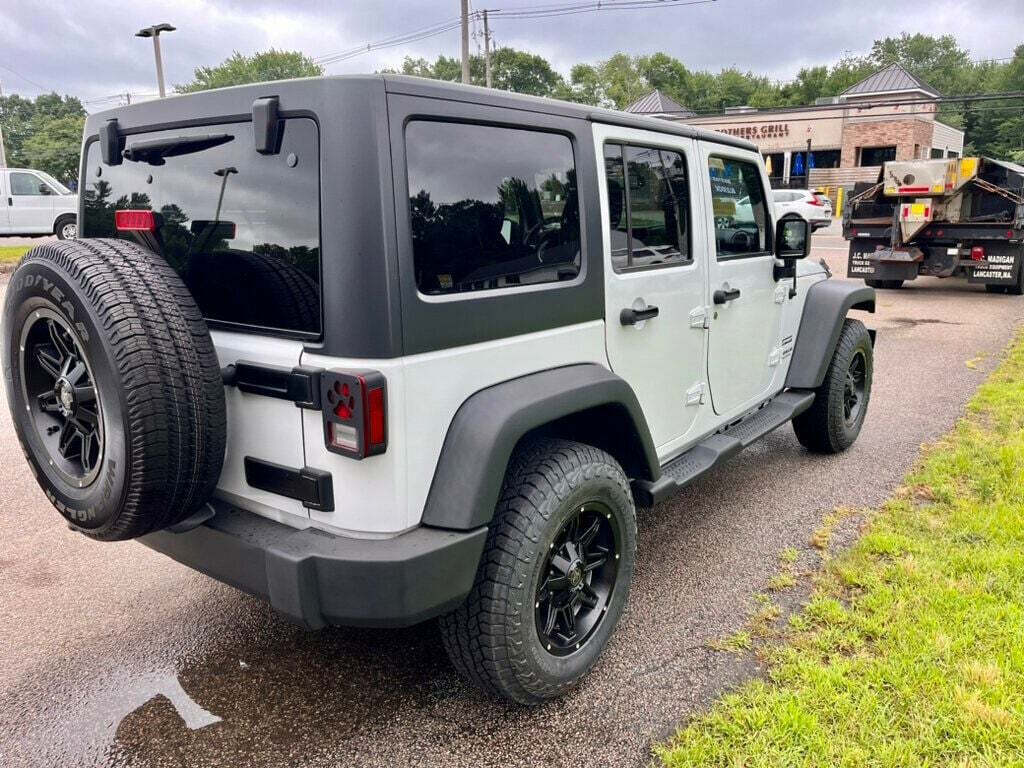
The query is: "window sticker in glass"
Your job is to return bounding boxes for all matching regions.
[708,156,769,258]
[405,121,580,295]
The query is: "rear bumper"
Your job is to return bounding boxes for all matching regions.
[140,501,488,629]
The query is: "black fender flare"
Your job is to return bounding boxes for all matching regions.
[420,364,658,530]
[785,279,875,390]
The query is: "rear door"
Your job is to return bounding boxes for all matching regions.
[9,171,55,232]
[79,118,322,524]
[701,145,785,417]
[596,123,708,454]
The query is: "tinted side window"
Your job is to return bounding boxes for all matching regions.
[11,172,49,196]
[604,143,691,272]
[82,118,321,335]
[708,156,770,258]
[406,121,580,295]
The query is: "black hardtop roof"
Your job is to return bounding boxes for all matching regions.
[380,74,757,151]
[86,73,757,152]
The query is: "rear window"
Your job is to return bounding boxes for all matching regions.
[405,120,580,295]
[82,118,321,336]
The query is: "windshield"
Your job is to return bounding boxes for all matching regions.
[36,171,72,195]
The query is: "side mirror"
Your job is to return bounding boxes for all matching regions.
[774,213,810,260]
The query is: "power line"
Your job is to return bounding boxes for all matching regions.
[487,0,716,20]
[0,62,56,94]
[314,0,718,66]
[315,18,466,65]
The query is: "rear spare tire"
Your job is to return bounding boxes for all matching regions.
[2,238,226,541]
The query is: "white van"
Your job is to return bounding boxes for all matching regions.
[0,168,78,239]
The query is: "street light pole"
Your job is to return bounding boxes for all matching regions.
[136,23,176,98]
[806,137,812,188]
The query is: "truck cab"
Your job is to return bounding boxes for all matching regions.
[0,167,78,239]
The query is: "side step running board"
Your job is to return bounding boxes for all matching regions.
[632,390,815,507]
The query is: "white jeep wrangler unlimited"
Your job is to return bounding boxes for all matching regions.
[2,76,875,704]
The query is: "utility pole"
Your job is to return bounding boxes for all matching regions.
[460,0,470,84]
[136,23,176,98]
[0,79,6,168]
[482,10,492,89]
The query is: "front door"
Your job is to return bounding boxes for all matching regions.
[9,171,56,233]
[700,145,785,416]
[596,125,708,452]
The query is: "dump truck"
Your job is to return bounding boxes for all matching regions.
[844,156,1024,293]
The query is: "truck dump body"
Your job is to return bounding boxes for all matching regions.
[844,157,1024,290]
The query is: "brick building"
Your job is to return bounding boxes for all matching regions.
[625,63,965,189]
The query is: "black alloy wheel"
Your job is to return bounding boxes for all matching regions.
[843,350,867,427]
[535,502,619,656]
[439,438,637,703]
[791,318,873,454]
[19,309,103,487]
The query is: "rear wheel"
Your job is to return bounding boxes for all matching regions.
[865,278,903,290]
[793,319,873,454]
[439,438,636,704]
[2,239,226,540]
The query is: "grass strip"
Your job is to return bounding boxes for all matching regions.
[0,245,31,265]
[657,330,1024,767]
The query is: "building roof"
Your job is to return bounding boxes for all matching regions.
[624,89,696,117]
[840,63,940,99]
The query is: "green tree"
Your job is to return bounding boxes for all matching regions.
[0,93,86,182]
[176,49,322,93]
[869,33,973,94]
[559,53,648,109]
[386,48,565,98]
[489,48,564,97]
[21,114,86,182]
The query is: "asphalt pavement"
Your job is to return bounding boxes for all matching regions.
[2,221,1023,767]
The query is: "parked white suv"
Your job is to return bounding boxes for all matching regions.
[773,188,832,230]
[0,168,78,239]
[2,77,876,704]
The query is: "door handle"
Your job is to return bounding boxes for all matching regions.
[713,288,741,305]
[620,305,659,325]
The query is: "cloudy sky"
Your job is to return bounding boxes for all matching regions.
[1,0,1021,110]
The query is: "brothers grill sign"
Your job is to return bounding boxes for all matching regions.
[720,123,790,139]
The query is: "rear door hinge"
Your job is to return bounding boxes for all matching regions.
[689,306,710,329]
[685,382,706,406]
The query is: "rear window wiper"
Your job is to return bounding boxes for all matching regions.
[122,133,234,165]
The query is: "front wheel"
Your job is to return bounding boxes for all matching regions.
[439,438,637,704]
[793,319,873,454]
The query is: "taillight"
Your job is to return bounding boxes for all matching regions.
[808,196,824,207]
[114,209,158,232]
[970,246,985,261]
[321,370,387,458]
